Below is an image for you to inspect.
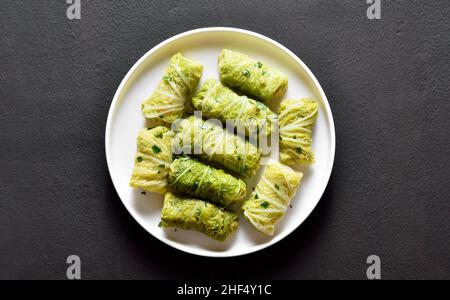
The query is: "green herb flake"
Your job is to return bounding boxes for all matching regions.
[275,184,280,190]
[242,70,250,77]
[152,145,162,154]
[255,61,263,68]
[296,147,303,154]
[195,208,202,216]
[261,201,270,209]
[158,221,163,228]
[158,164,165,168]
[163,75,172,83]
[193,181,199,189]
[137,156,143,162]
[255,193,259,199]
[154,133,163,139]
[237,155,241,161]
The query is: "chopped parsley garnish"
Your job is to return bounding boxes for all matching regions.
[255,193,259,199]
[158,164,165,168]
[158,221,163,228]
[274,184,280,190]
[163,75,172,82]
[154,132,163,139]
[152,145,161,154]
[237,155,241,161]
[242,70,250,77]
[193,181,199,189]
[255,61,263,68]
[137,156,143,162]
[296,147,303,154]
[261,201,270,209]
[262,70,267,76]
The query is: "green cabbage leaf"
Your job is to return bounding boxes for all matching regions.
[242,161,302,235]
[173,115,261,179]
[168,156,246,207]
[129,126,174,194]
[141,53,203,125]
[279,98,318,165]
[192,78,276,136]
[161,192,239,242]
[218,49,288,103]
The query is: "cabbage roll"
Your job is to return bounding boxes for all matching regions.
[161,192,239,242]
[129,126,174,194]
[168,156,246,207]
[218,49,288,103]
[141,53,203,125]
[279,98,318,165]
[191,78,276,136]
[242,161,302,235]
[173,115,261,179]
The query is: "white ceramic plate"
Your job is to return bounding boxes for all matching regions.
[105,27,335,257]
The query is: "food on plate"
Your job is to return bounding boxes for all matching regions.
[278,98,318,165]
[160,192,239,241]
[168,156,246,207]
[141,53,203,125]
[218,49,288,103]
[123,44,326,245]
[242,161,302,235]
[129,126,174,194]
[191,78,276,136]
[173,115,261,179]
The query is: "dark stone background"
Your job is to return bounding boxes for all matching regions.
[1,0,449,280]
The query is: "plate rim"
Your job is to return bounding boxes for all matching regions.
[105,27,336,257]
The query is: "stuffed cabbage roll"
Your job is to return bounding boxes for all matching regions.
[129,126,174,194]
[191,78,276,136]
[279,98,318,165]
[161,192,239,242]
[242,161,302,235]
[173,115,261,179]
[141,53,203,125]
[168,156,246,207]
[218,49,288,103]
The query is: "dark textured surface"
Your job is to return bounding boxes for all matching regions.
[1,0,449,280]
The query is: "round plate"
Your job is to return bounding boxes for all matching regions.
[105,27,335,257]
